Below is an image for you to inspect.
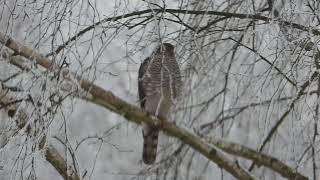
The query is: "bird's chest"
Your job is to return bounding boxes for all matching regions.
[144,61,175,96]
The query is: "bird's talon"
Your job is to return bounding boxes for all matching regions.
[158,116,167,127]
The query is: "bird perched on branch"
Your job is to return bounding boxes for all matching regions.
[138,43,182,164]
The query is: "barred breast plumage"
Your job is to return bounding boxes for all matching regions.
[138,43,182,164]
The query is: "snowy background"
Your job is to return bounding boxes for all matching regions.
[0,0,320,179]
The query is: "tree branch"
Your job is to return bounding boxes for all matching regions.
[229,37,297,87]
[45,144,80,180]
[46,8,320,57]
[205,137,308,180]
[248,70,319,171]
[0,82,80,180]
[0,31,256,180]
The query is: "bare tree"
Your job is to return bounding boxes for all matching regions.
[0,0,319,179]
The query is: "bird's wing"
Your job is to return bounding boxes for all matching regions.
[171,57,182,99]
[138,57,151,108]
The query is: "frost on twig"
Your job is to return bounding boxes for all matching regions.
[0,30,309,180]
[0,48,80,180]
[0,30,258,180]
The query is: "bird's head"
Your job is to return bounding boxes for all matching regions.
[162,43,175,51]
[156,43,175,53]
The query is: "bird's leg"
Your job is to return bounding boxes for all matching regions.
[157,116,167,128]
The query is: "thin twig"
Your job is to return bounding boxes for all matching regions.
[0,31,256,180]
[46,8,320,57]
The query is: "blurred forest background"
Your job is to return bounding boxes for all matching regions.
[0,0,320,179]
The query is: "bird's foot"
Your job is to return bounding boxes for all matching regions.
[158,116,167,127]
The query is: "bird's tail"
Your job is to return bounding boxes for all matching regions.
[142,123,159,164]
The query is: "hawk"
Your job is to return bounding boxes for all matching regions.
[138,43,182,164]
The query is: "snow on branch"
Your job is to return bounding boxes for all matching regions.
[0,30,311,180]
[0,31,255,180]
[46,8,320,57]
[0,72,80,180]
[205,137,307,180]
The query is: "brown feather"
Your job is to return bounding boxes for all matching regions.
[142,125,159,164]
[138,43,181,164]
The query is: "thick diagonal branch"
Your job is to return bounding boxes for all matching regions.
[0,84,80,180]
[205,137,307,180]
[0,31,255,180]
